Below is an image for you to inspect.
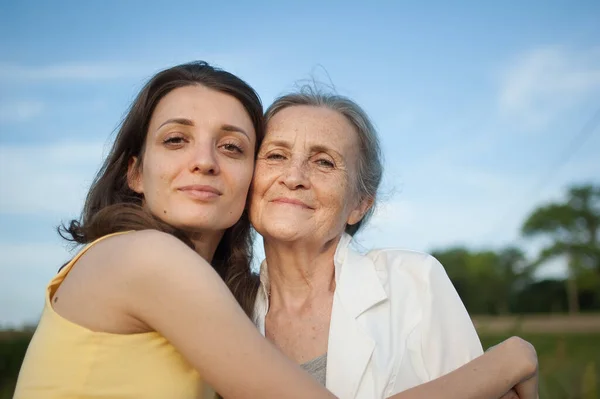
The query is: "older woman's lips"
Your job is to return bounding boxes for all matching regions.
[271,197,312,209]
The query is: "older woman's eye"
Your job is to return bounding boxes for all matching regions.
[266,153,286,160]
[316,159,335,168]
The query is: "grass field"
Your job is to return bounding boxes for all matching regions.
[480,332,599,399]
[2,317,599,398]
[475,314,600,399]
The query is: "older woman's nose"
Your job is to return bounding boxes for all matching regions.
[281,161,310,190]
[189,142,220,175]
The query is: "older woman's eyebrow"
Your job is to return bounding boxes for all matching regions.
[261,139,292,149]
[262,139,343,158]
[310,144,338,155]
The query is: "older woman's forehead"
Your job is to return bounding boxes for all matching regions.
[264,108,359,149]
[268,105,351,130]
[263,127,358,153]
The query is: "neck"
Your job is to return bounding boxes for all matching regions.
[188,230,225,262]
[264,236,341,311]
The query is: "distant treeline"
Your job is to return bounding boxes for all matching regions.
[433,183,600,315]
[0,328,32,398]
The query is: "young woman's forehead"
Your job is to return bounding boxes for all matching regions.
[152,86,255,130]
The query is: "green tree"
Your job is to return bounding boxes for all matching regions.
[491,247,530,314]
[522,184,600,313]
[432,246,530,315]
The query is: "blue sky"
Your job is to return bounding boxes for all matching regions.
[1,0,599,326]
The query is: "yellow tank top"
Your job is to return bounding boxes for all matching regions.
[14,232,215,399]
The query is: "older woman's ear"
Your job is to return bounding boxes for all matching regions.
[347,197,374,226]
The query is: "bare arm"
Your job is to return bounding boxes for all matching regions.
[389,337,538,399]
[120,231,335,399]
[118,231,537,399]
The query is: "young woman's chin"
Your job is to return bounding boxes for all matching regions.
[171,216,240,234]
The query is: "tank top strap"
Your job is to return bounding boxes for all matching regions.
[49,231,132,289]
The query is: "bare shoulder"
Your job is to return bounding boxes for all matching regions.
[51,230,203,333]
[103,229,194,258]
[86,229,204,277]
[57,230,208,313]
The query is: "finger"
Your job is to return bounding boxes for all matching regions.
[514,373,538,399]
[498,388,520,399]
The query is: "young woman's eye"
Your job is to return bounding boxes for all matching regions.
[163,136,186,146]
[221,143,244,154]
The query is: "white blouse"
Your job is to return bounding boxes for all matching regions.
[254,233,484,399]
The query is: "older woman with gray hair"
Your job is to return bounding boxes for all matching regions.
[248,88,537,399]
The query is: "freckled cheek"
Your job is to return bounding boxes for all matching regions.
[251,165,265,185]
[242,165,255,185]
[228,169,253,200]
[251,169,272,194]
[145,165,174,208]
[251,176,269,196]
[153,173,170,200]
[159,173,170,185]
[322,180,350,209]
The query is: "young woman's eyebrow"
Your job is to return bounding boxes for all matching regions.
[158,118,195,129]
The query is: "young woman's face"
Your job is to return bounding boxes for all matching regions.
[128,85,256,234]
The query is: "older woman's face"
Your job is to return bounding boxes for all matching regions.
[250,105,367,244]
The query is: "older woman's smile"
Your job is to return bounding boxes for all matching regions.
[270,197,313,209]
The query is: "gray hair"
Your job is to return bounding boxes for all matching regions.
[264,86,383,236]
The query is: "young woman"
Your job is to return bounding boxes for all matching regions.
[14,61,537,399]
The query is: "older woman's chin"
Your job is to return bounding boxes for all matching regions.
[258,224,310,243]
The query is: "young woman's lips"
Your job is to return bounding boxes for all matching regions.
[178,185,222,200]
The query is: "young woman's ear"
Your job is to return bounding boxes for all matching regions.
[127,156,144,194]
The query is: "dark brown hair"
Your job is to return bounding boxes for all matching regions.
[59,61,261,316]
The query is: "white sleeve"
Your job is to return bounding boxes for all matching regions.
[417,255,484,379]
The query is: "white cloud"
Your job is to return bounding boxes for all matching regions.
[0,52,269,84]
[356,147,595,252]
[0,62,146,82]
[361,196,513,253]
[358,192,571,281]
[0,101,45,123]
[0,140,108,326]
[0,141,107,216]
[498,46,600,129]
[0,242,72,326]
[367,199,415,233]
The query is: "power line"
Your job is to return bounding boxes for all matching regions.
[529,106,600,195]
[484,105,600,242]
